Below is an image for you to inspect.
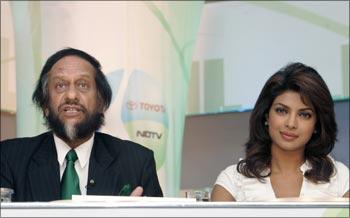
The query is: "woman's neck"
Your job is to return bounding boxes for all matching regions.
[270,145,305,174]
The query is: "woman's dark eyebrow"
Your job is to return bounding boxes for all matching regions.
[273,102,314,112]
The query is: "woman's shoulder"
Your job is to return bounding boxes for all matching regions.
[327,157,349,196]
[332,159,349,176]
[216,164,248,185]
[215,163,271,201]
[326,155,348,170]
[220,164,242,177]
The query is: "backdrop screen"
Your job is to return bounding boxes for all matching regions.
[188,1,349,115]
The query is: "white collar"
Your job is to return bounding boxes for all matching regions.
[299,156,335,174]
[262,160,311,176]
[299,160,311,174]
[53,133,94,168]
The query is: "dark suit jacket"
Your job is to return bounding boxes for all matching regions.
[0,131,163,202]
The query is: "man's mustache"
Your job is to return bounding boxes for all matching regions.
[57,99,87,113]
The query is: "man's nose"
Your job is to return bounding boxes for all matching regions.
[65,86,79,102]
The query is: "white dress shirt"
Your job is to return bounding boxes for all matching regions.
[54,133,94,195]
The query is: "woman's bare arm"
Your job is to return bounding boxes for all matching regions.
[210,184,236,201]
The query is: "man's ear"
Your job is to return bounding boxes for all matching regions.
[44,107,49,117]
[97,96,107,113]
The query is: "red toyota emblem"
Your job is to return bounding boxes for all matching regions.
[127,100,138,110]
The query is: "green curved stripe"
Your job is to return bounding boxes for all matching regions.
[28,2,44,134]
[144,2,190,83]
[28,2,42,79]
[249,1,348,37]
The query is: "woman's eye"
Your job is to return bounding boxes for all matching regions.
[275,107,287,114]
[299,112,312,119]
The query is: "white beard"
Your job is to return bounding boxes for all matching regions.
[64,123,77,141]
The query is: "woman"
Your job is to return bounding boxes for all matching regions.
[211,62,349,201]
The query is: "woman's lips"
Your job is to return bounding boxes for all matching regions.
[280,131,298,141]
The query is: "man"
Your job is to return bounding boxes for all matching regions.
[0,48,163,202]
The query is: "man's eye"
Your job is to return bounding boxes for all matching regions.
[77,82,89,90]
[56,83,66,91]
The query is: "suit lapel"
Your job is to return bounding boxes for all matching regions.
[87,134,121,195]
[27,134,60,201]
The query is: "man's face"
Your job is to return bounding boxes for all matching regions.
[45,55,102,141]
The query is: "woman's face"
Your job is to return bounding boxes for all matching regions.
[267,90,317,153]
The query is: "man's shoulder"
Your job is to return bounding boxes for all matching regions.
[1,132,52,150]
[95,132,153,154]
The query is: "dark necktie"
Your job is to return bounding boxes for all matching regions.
[60,149,81,199]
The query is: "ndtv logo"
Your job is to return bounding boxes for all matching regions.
[136,130,162,139]
[126,100,166,113]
